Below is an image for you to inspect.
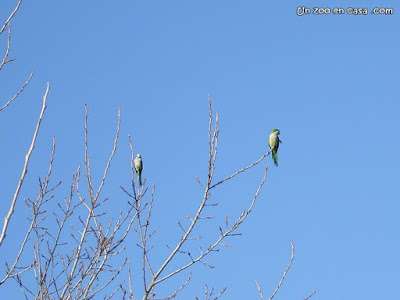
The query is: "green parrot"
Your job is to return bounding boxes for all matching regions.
[268,129,282,167]
[134,153,143,186]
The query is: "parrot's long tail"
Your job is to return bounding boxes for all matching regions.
[272,150,278,167]
[138,175,142,186]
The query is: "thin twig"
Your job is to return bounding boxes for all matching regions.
[213,287,227,300]
[210,151,270,189]
[128,261,135,300]
[156,272,191,300]
[269,242,295,300]
[94,107,121,202]
[0,71,34,112]
[303,290,317,300]
[0,23,14,71]
[0,0,23,36]
[255,280,264,300]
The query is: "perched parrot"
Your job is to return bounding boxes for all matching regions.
[268,129,282,167]
[134,154,143,186]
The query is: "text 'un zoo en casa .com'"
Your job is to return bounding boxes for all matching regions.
[296,6,394,16]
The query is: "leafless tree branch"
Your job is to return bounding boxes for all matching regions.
[0,70,34,112]
[155,164,268,286]
[255,280,264,300]
[58,106,124,299]
[0,1,31,112]
[269,242,295,300]
[1,137,60,290]
[303,290,317,300]
[196,284,227,300]
[0,0,23,36]
[0,23,14,71]
[154,272,191,300]
[0,82,50,247]
[210,151,270,189]
[139,95,270,299]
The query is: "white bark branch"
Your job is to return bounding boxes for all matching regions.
[0,82,50,247]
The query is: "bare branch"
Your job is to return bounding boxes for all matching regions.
[140,96,271,299]
[84,257,127,299]
[0,23,14,71]
[94,107,121,202]
[210,151,270,189]
[0,71,34,112]
[255,280,264,300]
[154,164,269,285]
[303,290,317,300]
[269,242,295,300]
[155,272,191,300]
[58,106,125,299]
[0,137,58,286]
[0,0,23,36]
[0,82,50,247]
[200,284,226,300]
[142,97,219,299]
[195,176,204,190]
[213,286,227,300]
[128,261,135,300]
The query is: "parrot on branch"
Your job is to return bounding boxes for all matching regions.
[134,153,143,186]
[268,129,282,167]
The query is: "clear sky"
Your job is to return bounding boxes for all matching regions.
[0,1,399,299]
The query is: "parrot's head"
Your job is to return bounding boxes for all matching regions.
[271,129,280,135]
[136,154,141,159]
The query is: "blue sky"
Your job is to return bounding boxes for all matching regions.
[0,1,399,299]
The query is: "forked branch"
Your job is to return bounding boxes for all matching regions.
[141,96,270,299]
[269,242,295,300]
[256,242,312,300]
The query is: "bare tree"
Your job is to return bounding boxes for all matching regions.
[0,0,39,271]
[0,0,35,251]
[0,1,315,299]
[116,96,271,299]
